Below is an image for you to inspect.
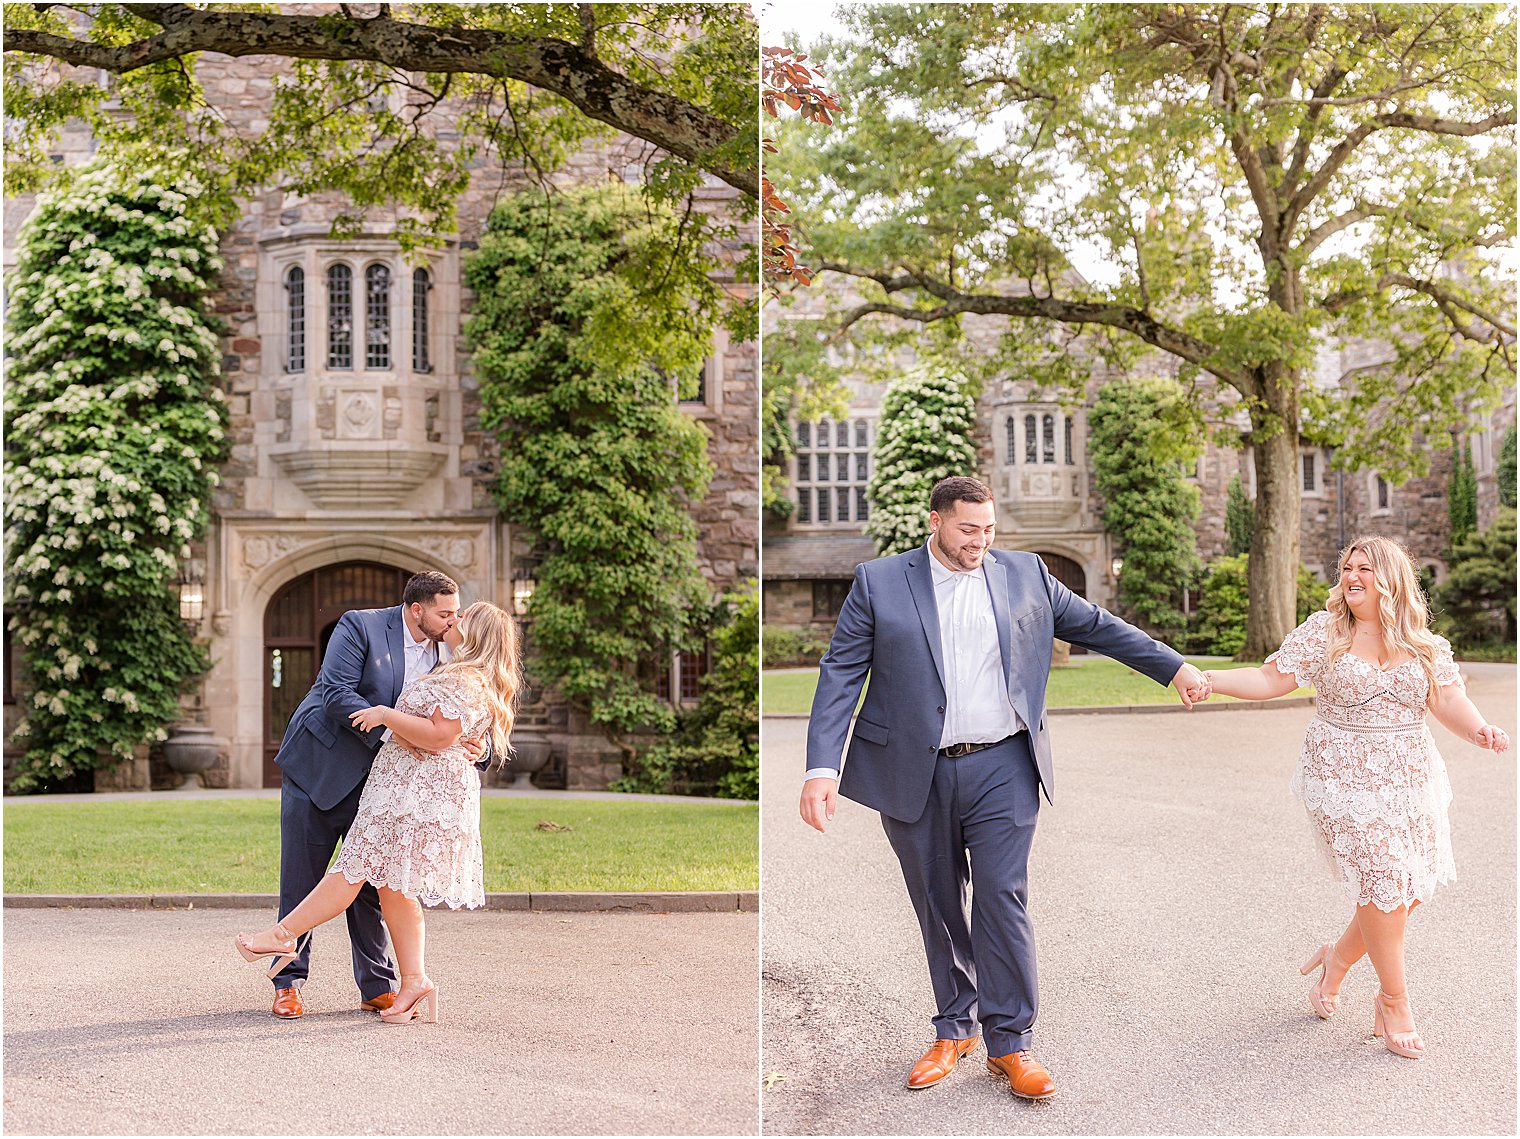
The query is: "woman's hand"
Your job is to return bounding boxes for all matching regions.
[1474,724,1510,754]
[349,706,391,733]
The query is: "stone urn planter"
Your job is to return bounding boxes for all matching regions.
[161,725,222,789]
[504,727,553,790]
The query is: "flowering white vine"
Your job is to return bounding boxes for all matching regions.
[865,367,980,557]
[4,161,228,790]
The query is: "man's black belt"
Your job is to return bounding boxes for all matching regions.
[939,734,1017,758]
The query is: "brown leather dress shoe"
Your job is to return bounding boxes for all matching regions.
[271,987,303,1019]
[986,1050,1056,1100]
[905,1036,981,1089]
[361,992,397,1012]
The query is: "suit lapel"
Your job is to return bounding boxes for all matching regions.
[904,548,947,692]
[984,553,1014,688]
[386,606,407,707]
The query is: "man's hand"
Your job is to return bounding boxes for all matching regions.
[799,777,838,833]
[460,736,488,766]
[1171,663,1210,709]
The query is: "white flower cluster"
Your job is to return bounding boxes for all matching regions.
[865,367,981,556]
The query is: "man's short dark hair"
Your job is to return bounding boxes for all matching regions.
[403,570,459,607]
[930,476,994,516]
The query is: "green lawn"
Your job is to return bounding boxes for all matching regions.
[762,658,1307,715]
[2,798,758,895]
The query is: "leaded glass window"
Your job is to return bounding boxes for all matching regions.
[284,266,305,373]
[365,263,391,369]
[412,267,431,372]
[327,263,353,368]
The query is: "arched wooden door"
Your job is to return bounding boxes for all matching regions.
[1034,552,1089,655]
[1036,552,1087,597]
[263,562,410,787]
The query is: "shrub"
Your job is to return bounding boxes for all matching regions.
[1186,555,1329,657]
[1224,473,1255,556]
[612,582,759,799]
[865,367,978,555]
[1089,378,1202,640]
[761,625,831,668]
[1434,506,1516,650]
[1447,441,1478,547]
[1499,424,1516,509]
[464,183,719,753]
[4,162,228,791]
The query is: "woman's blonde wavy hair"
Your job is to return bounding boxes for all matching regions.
[1324,535,1442,689]
[436,601,521,765]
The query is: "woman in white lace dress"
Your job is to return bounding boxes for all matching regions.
[236,601,520,1024]
[1203,536,1508,1060]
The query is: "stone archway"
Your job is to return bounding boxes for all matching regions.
[204,520,500,788]
[1033,551,1089,657]
[261,562,410,787]
[1034,551,1088,598]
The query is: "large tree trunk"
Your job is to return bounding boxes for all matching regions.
[1243,369,1302,659]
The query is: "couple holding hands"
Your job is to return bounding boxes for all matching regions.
[800,476,1508,1098]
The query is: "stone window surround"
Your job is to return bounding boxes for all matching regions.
[676,326,730,418]
[253,231,466,513]
[1300,448,1326,498]
[1471,423,1495,475]
[1370,472,1392,515]
[790,412,875,531]
[1005,404,1080,467]
[257,229,458,392]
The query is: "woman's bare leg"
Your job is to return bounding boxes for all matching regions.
[1355,900,1423,1052]
[1323,912,1364,993]
[1327,897,1419,992]
[377,887,432,1012]
[239,872,363,952]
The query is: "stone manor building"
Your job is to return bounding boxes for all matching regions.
[4,55,757,792]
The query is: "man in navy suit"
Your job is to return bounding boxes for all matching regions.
[267,569,481,1019]
[800,477,1207,1098]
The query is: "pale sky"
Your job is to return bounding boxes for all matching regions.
[764,0,848,49]
[762,0,1121,288]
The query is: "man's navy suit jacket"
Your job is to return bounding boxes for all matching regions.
[805,546,1184,824]
[274,604,412,811]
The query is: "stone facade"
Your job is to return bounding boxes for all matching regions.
[4,53,756,792]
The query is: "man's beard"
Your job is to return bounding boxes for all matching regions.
[934,529,984,570]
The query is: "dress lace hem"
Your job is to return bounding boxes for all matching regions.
[327,863,484,910]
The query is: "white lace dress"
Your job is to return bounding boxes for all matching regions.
[328,668,490,909]
[1269,609,1461,912]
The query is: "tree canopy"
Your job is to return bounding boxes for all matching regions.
[3,3,757,247]
[773,3,1515,655]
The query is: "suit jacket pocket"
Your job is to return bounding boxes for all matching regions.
[849,715,890,746]
[1015,605,1047,630]
[307,716,336,749]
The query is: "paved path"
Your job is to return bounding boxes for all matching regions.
[761,663,1516,1136]
[4,908,758,1135]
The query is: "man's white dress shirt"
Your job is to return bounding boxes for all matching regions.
[805,540,1025,782]
[382,627,438,742]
